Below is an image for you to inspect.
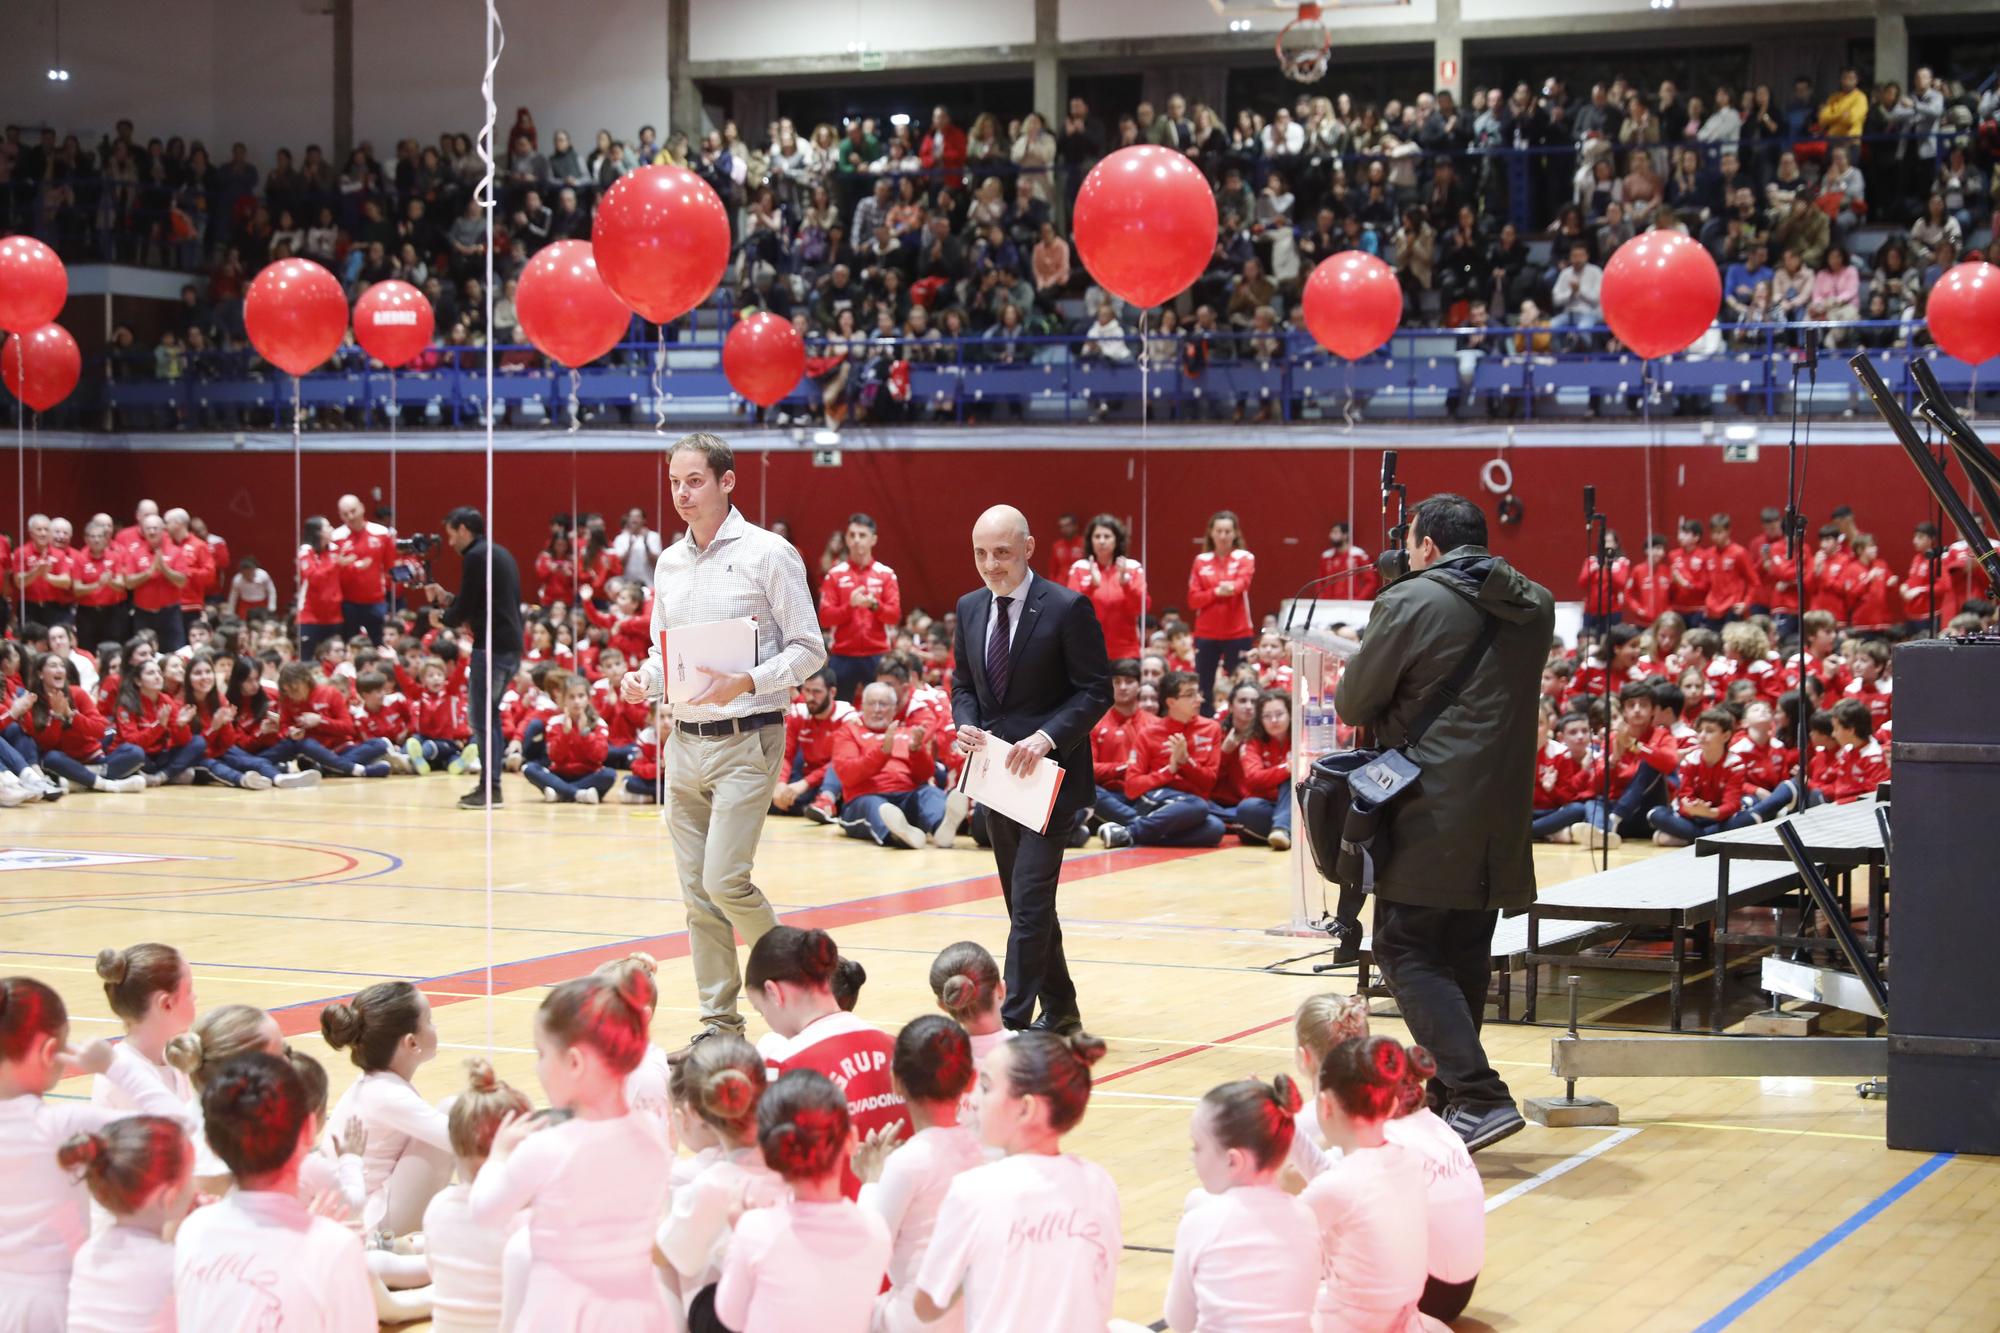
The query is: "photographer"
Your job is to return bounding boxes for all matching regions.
[422,506,523,809]
[1334,494,1554,1154]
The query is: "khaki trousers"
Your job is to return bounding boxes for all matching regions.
[667,723,783,1031]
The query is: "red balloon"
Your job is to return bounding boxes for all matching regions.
[1,323,81,412]
[591,166,731,324]
[1301,253,1403,360]
[722,312,806,409]
[514,240,632,368]
[1926,261,2000,367]
[1071,146,1217,310]
[352,279,436,368]
[0,235,67,335]
[244,258,349,377]
[1600,232,1722,360]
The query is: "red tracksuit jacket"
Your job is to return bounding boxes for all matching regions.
[830,719,938,799]
[1666,546,1711,614]
[542,714,610,779]
[1621,559,1673,625]
[1126,715,1224,800]
[356,695,416,744]
[771,1012,910,1200]
[1187,550,1256,640]
[1672,749,1746,818]
[1844,559,1898,629]
[1730,732,1793,793]
[1610,724,1680,788]
[1238,733,1291,801]
[27,687,114,761]
[1090,706,1157,786]
[818,559,902,657]
[279,684,359,747]
[1578,555,1628,617]
[590,680,652,749]
[1536,741,1603,810]
[584,602,652,663]
[1843,676,1892,728]
[782,699,859,787]
[1704,542,1753,621]
[117,692,193,756]
[1826,739,1888,804]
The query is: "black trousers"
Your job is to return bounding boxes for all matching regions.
[341,598,387,644]
[469,648,519,796]
[132,604,186,653]
[73,602,128,652]
[989,807,1079,1028]
[1370,898,1512,1112]
[1193,635,1254,714]
[826,652,879,710]
[23,600,72,629]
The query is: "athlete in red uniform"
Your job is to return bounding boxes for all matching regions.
[1067,515,1148,662]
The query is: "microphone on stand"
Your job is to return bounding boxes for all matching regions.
[1381,449,1398,493]
[1584,484,1597,532]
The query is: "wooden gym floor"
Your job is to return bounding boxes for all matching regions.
[6,781,1997,1332]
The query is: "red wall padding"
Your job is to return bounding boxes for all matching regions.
[6,441,1947,618]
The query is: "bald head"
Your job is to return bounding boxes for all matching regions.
[134,499,159,522]
[971,504,1035,594]
[338,494,365,526]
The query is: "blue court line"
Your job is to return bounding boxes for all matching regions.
[1692,1151,1954,1331]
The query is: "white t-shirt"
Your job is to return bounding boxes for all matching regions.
[657,1144,789,1296]
[1300,1143,1431,1333]
[67,1222,176,1333]
[173,1189,375,1333]
[714,1198,892,1333]
[915,1153,1123,1333]
[325,1068,455,1236]
[1164,1183,1320,1333]
[861,1123,987,1331]
[423,1180,519,1333]
[1384,1110,1484,1284]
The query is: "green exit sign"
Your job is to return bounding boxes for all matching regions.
[858,50,886,71]
[1722,442,1758,463]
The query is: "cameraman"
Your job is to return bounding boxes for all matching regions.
[423,506,523,809]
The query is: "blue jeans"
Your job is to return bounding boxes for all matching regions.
[42,745,145,787]
[1094,785,1139,825]
[1746,780,1826,821]
[1586,766,1670,837]
[607,743,636,770]
[1235,794,1293,842]
[414,738,463,765]
[840,788,947,845]
[771,758,842,815]
[523,763,616,801]
[623,770,658,800]
[1129,789,1226,847]
[0,735,33,776]
[520,718,549,765]
[341,599,387,643]
[1648,805,1753,841]
[141,737,207,778]
[268,736,389,776]
[204,745,284,787]
[1532,802,1592,839]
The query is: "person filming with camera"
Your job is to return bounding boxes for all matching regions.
[422,506,524,808]
[1333,493,1554,1154]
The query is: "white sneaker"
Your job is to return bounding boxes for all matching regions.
[272,769,322,790]
[22,766,61,798]
[169,769,196,785]
[878,805,927,850]
[1584,824,1623,850]
[543,786,561,803]
[240,771,273,791]
[1546,827,1575,844]
[1268,828,1292,851]
[0,775,29,808]
[1652,831,1691,848]
[101,774,148,794]
[932,790,969,848]
[1100,823,1133,849]
[383,748,413,775]
[144,771,166,788]
[576,787,600,805]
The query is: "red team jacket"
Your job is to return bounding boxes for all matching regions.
[123,542,190,614]
[589,679,651,749]
[1578,555,1628,618]
[1825,739,1888,804]
[26,687,114,761]
[783,699,859,787]
[1237,733,1292,802]
[1749,532,1795,608]
[332,521,396,606]
[1704,542,1754,622]
[1090,706,1157,787]
[1672,749,1746,818]
[501,688,558,742]
[534,551,579,608]
[771,1012,910,1199]
[830,720,938,800]
[68,547,125,611]
[584,601,653,663]
[1126,715,1225,800]
[1187,550,1256,640]
[541,714,611,778]
[11,541,68,606]
[819,559,902,657]
[279,684,360,747]
[296,548,344,626]
[1843,676,1893,728]
[1804,549,1857,618]
[116,692,193,756]
[1844,558,1898,630]
[1621,558,1673,625]
[1066,557,1149,662]
[1666,546,1711,615]
[1320,544,1380,600]
[1730,732,1794,793]
[1535,741,1603,810]
[1610,724,1680,788]
[355,695,417,744]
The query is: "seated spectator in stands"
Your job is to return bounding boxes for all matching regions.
[1226,258,1276,332]
[1770,194,1831,271]
[1818,146,1866,237]
[1908,193,1962,267]
[1647,707,1751,846]
[1621,149,1663,224]
[1594,200,1634,261]
[1549,242,1604,349]
[1512,300,1553,355]
[1031,221,1070,299]
[1390,208,1435,321]
[1920,237,1959,294]
[1722,241,1773,321]
[1770,246,1814,325]
[1100,670,1225,849]
[1665,147,1719,225]
[1807,245,1859,346]
[1934,148,1986,235]
[1081,296,1132,364]
[831,682,967,849]
[1009,111,1056,205]
[1214,167,1255,233]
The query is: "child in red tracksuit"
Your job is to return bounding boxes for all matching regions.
[1534,712,1603,843]
[1647,707,1751,845]
[1585,681,1682,846]
[587,647,649,770]
[1734,699,1802,822]
[274,662,390,777]
[397,653,474,773]
[621,723,660,803]
[1841,641,1892,728]
[1825,698,1889,804]
[1234,692,1294,851]
[584,584,651,664]
[114,658,207,784]
[1103,670,1225,848]
[1842,534,1899,632]
[500,664,560,770]
[353,670,424,774]
[523,675,615,803]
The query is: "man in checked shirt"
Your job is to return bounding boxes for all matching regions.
[623,433,828,1054]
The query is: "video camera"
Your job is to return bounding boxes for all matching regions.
[390,532,438,586]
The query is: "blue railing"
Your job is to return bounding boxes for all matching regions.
[79,319,1987,431]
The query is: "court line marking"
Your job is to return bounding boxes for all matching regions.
[1483,1127,1642,1213]
[1097,1016,1296,1085]
[0,834,405,905]
[1691,1151,1954,1332]
[1631,1118,1882,1143]
[80,901,659,939]
[0,951,430,983]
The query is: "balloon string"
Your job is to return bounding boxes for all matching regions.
[567,368,581,435]
[15,337,24,630]
[1138,307,1149,633]
[652,327,667,435]
[1641,359,1656,543]
[1342,358,1358,431]
[479,0,503,1058]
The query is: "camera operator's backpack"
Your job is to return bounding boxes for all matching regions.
[1297,609,1499,894]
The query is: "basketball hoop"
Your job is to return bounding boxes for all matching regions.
[1276,3,1332,84]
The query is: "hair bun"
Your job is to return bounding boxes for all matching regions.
[702,1067,756,1121]
[1271,1072,1302,1119]
[939,974,976,1012]
[56,1131,105,1174]
[1065,1031,1108,1068]
[163,1031,204,1074]
[94,948,130,985]
[319,1000,362,1049]
[463,1056,498,1094]
[611,960,657,1016]
[806,929,838,972]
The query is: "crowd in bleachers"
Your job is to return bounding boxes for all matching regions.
[12,63,2000,425]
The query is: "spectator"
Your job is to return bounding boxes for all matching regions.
[1807,245,1859,346]
[1818,67,1867,143]
[1099,670,1225,849]
[831,682,965,849]
[1770,195,1830,269]
[1549,242,1603,347]
[1819,145,1866,237]
[1770,246,1814,324]
[1698,86,1742,153]
[1595,199,1634,257]
[1908,193,1962,266]
[1721,239,1772,318]
[918,105,967,188]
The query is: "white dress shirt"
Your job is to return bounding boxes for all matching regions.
[612,527,663,585]
[639,506,827,723]
[985,568,1034,651]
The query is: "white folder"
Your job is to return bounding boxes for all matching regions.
[659,617,759,704]
[958,741,1065,835]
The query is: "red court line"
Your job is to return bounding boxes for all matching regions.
[268,845,1213,1040]
[1096,1014,1293,1085]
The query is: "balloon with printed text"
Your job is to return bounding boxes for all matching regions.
[353,280,437,369]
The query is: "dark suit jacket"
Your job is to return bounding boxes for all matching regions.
[951,573,1111,818]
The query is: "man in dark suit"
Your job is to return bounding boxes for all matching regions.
[952,504,1111,1034]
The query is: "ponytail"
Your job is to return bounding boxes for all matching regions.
[1199,1074,1302,1170]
